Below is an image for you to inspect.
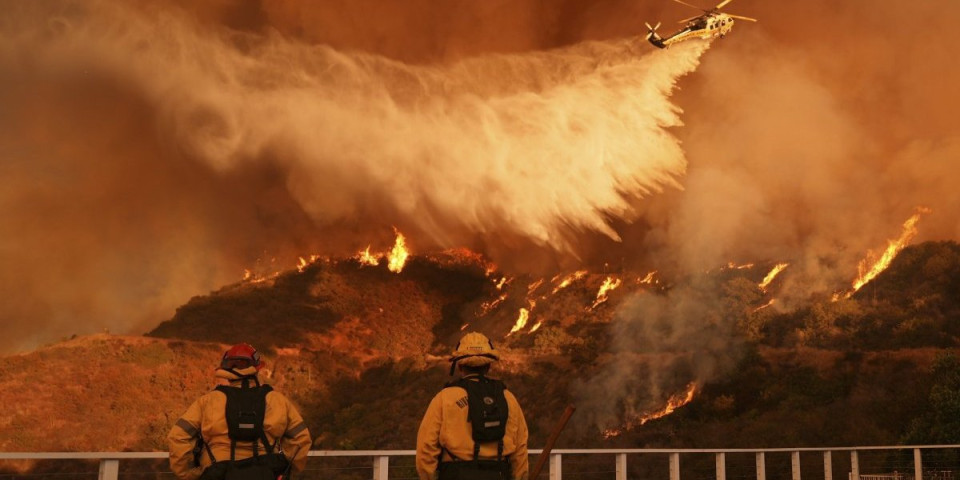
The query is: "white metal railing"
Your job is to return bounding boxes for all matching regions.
[2,446,959,480]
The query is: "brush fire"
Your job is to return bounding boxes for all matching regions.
[836,207,932,300]
[2,0,957,456]
[602,383,698,439]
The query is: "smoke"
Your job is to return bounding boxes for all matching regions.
[571,277,744,434]
[0,0,706,351]
[573,0,960,433]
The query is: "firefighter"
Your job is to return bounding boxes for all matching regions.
[167,343,312,480]
[416,332,529,480]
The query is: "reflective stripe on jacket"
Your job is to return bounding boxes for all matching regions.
[167,372,312,480]
[416,376,529,480]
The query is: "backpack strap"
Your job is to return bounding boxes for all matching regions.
[202,436,217,464]
[217,383,274,461]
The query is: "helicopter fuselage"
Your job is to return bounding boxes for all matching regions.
[648,13,736,48]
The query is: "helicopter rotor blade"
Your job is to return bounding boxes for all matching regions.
[714,0,735,9]
[677,15,701,24]
[671,0,707,12]
[727,14,758,22]
[645,21,661,39]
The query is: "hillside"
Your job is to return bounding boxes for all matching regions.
[4,242,960,460]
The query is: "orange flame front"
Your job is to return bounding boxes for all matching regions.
[356,246,380,266]
[602,382,697,439]
[591,276,622,309]
[847,207,931,296]
[507,308,530,336]
[552,270,588,294]
[759,263,789,291]
[387,230,410,273]
[638,271,658,285]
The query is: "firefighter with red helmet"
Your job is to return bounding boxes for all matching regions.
[167,343,312,480]
[416,332,529,480]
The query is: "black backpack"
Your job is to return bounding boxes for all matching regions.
[198,377,289,480]
[440,376,512,480]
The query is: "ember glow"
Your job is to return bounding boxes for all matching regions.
[638,271,659,285]
[753,298,776,312]
[479,294,509,316]
[759,263,789,291]
[527,279,544,296]
[847,207,932,296]
[603,382,698,438]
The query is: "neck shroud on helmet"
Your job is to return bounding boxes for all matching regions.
[449,332,499,375]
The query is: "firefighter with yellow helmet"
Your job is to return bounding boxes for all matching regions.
[167,343,312,480]
[416,332,529,480]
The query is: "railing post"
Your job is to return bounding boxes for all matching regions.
[756,452,766,480]
[824,451,833,480]
[850,450,859,480]
[373,455,389,480]
[616,453,628,480]
[98,459,119,480]
[549,453,562,480]
[716,453,726,480]
[792,451,801,480]
[914,448,922,480]
[670,452,680,480]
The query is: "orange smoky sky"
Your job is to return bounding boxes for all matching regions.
[1,0,958,352]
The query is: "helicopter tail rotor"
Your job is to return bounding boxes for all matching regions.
[644,21,662,40]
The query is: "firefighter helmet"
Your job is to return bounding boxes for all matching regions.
[450,332,499,374]
[220,343,263,371]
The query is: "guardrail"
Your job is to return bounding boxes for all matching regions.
[2,446,959,480]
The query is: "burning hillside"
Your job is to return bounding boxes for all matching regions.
[3,240,960,456]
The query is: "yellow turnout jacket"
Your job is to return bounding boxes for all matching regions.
[167,369,312,480]
[416,375,529,480]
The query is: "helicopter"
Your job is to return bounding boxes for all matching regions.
[645,0,757,49]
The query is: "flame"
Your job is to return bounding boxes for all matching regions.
[242,269,252,281]
[725,262,755,270]
[602,382,698,439]
[752,298,776,312]
[296,255,321,273]
[527,279,544,295]
[507,308,530,336]
[590,276,622,309]
[495,277,509,290]
[480,293,509,316]
[529,321,543,333]
[848,207,931,296]
[552,270,588,294]
[638,271,658,285]
[460,323,470,331]
[387,230,410,273]
[758,263,789,291]
[356,246,380,266]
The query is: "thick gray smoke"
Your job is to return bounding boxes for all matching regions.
[573,0,960,433]
[0,1,707,352]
